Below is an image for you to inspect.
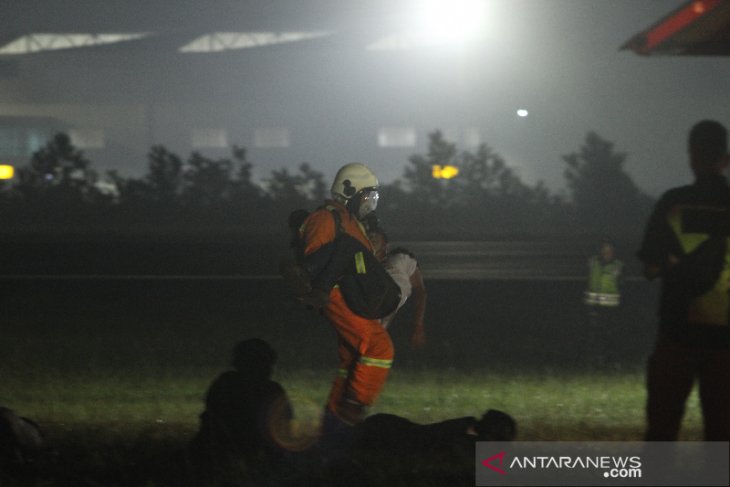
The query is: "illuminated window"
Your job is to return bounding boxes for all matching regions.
[180,32,331,53]
[70,129,105,149]
[27,130,47,153]
[192,128,228,148]
[0,129,22,156]
[377,127,417,148]
[432,128,480,147]
[441,128,459,143]
[463,127,481,147]
[0,33,149,55]
[254,128,290,148]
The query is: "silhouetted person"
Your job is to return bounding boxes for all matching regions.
[190,339,292,484]
[637,120,730,441]
[353,408,516,449]
[343,409,516,482]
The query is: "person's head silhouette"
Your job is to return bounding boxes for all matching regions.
[231,338,277,379]
[689,120,729,177]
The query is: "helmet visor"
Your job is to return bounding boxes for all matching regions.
[357,189,379,218]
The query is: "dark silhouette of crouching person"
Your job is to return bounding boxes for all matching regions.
[189,339,293,486]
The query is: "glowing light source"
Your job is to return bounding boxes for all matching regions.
[432,164,459,179]
[0,165,15,179]
[370,0,489,50]
[517,109,529,117]
[415,0,488,44]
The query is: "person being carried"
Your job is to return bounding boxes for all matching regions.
[368,227,427,348]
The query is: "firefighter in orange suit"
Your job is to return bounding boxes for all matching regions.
[300,163,393,431]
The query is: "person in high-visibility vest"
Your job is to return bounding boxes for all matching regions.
[637,120,730,442]
[582,240,624,368]
[584,240,623,307]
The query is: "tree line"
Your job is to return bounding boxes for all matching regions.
[0,131,655,240]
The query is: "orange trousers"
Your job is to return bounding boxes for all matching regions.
[324,287,394,415]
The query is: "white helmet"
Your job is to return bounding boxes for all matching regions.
[330,163,379,201]
[330,163,380,220]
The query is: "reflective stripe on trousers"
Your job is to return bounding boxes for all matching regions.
[324,287,393,411]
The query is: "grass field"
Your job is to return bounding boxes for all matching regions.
[0,277,703,485]
[1,367,704,486]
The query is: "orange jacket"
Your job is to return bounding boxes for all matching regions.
[301,200,372,257]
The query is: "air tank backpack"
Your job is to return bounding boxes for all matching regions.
[284,208,401,320]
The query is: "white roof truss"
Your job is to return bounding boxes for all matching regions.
[179,31,332,52]
[0,33,150,55]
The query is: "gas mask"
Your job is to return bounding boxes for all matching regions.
[348,187,379,221]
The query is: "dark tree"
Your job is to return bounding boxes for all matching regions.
[228,146,262,208]
[563,132,653,233]
[14,132,100,204]
[390,130,566,236]
[402,131,458,210]
[144,145,184,206]
[265,162,326,209]
[181,152,234,208]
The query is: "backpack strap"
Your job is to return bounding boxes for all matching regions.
[324,204,370,249]
[325,205,343,237]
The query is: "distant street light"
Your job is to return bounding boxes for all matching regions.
[0,164,15,179]
[432,164,459,179]
[517,109,529,117]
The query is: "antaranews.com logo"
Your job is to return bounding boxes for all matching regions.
[482,450,642,479]
[475,441,728,486]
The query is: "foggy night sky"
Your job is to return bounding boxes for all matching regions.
[1,0,728,197]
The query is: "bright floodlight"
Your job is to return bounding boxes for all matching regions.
[517,109,529,117]
[414,0,487,44]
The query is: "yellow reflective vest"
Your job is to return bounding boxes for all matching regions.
[584,257,622,307]
[668,205,730,326]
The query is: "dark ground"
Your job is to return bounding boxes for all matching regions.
[0,240,662,486]
[0,274,659,372]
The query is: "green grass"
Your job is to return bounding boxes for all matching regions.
[5,366,704,441]
[0,278,703,484]
[1,365,704,486]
